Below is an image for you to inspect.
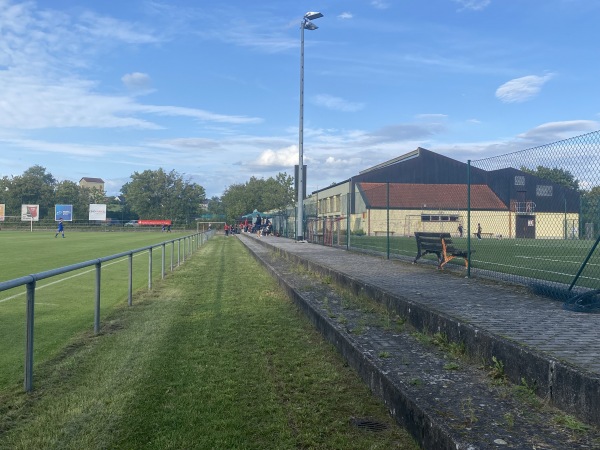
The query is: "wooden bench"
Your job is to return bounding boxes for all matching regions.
[413,232,471,269]
[373,230,395,236]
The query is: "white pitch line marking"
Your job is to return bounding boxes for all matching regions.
[0,253,146,304]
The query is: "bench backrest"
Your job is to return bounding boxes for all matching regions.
[414,232,456,251]
[414,232,451,239]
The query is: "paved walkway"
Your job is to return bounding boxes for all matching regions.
[244,235,600,374]
[238,233,600,439]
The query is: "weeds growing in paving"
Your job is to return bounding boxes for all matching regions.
[0,237,418,450]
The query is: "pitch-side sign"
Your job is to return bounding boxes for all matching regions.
[0,204,4,221]
[55,204,73,221]
[89,204,107,221]
[21,204,39,221]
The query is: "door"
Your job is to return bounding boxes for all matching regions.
[516,215,535,239]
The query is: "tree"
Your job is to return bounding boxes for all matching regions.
[55,181,92,221]
[3,165,57,218]
[221,172,294,222]
[121,169,206,224]
[88,186,107,204]
[263,172,295,211]
[520,166,580,191]
[581,186,600,238]
[206,196,225,219]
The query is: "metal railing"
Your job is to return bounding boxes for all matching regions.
[0,231,213,392]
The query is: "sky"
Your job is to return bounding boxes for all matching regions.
[1,0,599,198]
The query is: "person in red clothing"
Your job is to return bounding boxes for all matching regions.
[224,223,230,236]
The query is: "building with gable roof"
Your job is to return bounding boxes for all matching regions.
[307,148,579,239]
[79,177,105,191]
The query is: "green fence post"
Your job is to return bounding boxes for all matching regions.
[346,194,350,250]
[387,182,390,260]
[467,160,472,278]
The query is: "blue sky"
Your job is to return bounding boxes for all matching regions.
[1,0,598,198]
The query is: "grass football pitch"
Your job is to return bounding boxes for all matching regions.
[348,235,600,289]
[0,230,193,389]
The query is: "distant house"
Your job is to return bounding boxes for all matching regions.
[79,177,105,192]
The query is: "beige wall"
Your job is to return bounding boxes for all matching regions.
[80,180,104,191]
[347,209,579,239]
[312,181,350,217]
[536,213,579,239]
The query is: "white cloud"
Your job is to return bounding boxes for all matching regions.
[77,11,160,44]
[495,74,554,103]
[338,12,353,20]
[517,120,600,142]
[1,137,135,158]
[371,1,390,10]
[312,94,364,112]
[325,156,362,165]
[453,0,492,11]
[253,145,298,168]
[0,2,265,133]
[122,72,152,90]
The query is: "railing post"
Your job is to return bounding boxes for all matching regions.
[148,248,153,290]
[94,262,101,334]
[161,243,166,279]
[24,279,36,392]
[182,237,186,263]
[171,241,174,272]
[128,253,133,306]
[178,239,181,267]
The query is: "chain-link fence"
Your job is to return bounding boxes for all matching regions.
[302,131,600,306]
[470,130,600,302]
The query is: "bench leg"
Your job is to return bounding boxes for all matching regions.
[439,255,454,269]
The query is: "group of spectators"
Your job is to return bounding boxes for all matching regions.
[222,214,273,237]
[246,214,272,237]
[223,223,239,236]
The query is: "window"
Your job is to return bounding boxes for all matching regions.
[421,215,459,222]
[536,185,553,197]
[515,175,525,186]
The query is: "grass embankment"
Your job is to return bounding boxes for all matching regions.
[0,236,418,449]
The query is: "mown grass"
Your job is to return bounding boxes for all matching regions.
[0,231,192,389]
[0,230,190,282]
[0,236,418,449]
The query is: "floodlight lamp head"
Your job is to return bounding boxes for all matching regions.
[303,21,318,30]
[304,11,323,20]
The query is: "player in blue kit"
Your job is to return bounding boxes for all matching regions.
[55,218,65,238]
